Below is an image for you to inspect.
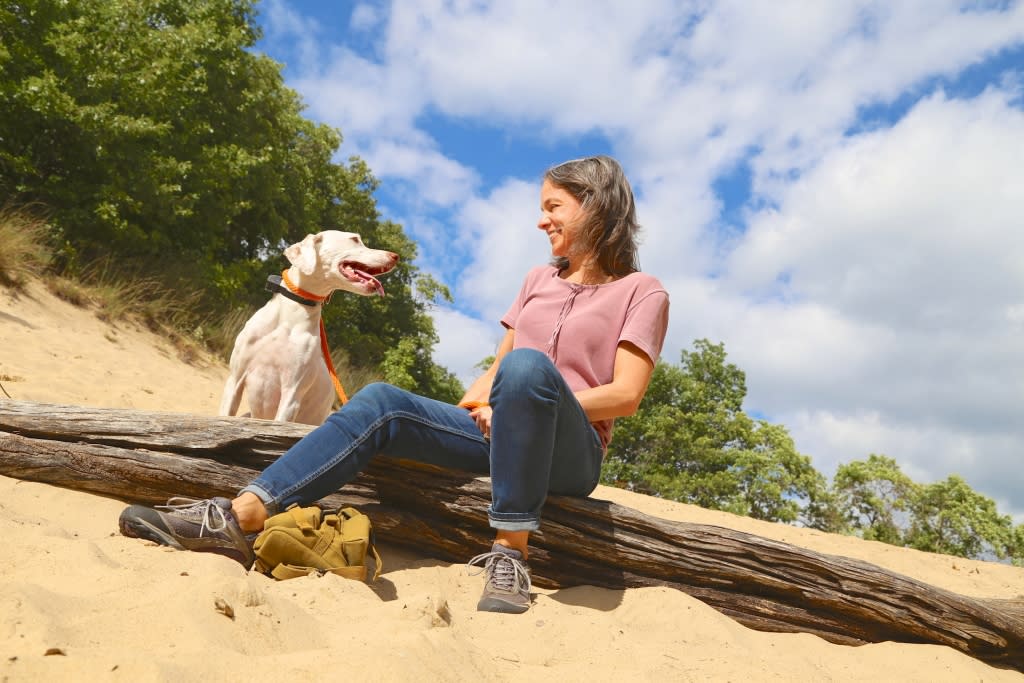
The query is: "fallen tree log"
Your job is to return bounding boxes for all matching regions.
[0,399,1021,671]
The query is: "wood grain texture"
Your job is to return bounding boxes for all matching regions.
[1,399,1021,670]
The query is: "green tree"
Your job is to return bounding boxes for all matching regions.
[0,0,462,400]
[906,475,1020,563]
[1,0,304,263]
[603,339,822,523]
[800,485,850,535]
[828,459,1024,565]
[380,337,463,405]
[1011,524,1024,568]
[832,454,918,545]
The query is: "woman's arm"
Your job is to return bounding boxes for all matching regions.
[458,332,653,430]
[574,341,656,422]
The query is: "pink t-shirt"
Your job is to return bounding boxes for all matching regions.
[501,265,670,448]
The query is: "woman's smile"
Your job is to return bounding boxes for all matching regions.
[537,179,585,258]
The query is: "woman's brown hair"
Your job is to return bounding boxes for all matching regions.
[544,155,641,277]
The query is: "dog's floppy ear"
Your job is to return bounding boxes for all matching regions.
[284,233,322,275]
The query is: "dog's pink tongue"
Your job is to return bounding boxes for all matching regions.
[356,269,385,296]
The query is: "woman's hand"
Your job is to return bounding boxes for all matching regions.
[468,405,493,439]
[574,341,656,422]
[456,328,513,440]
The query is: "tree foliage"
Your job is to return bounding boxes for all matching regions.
[907,475,1021,562]
[2,0,294,262]
[832,454,918,544]
[0,0,460,400]
[832,459,1023,564]
[602,339,1024,565]
[603,339,825,524]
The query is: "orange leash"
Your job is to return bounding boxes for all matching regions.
[281,270,348,405]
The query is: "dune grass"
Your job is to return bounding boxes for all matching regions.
[0,205,225,366]
[0,205,379,380]
[0,204,53,289]
[204,304,252,360]
[329,347,384,400]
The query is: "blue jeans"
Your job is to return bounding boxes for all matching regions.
[240,348,605,531]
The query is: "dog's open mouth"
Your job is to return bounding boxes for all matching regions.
[340,261,392,296]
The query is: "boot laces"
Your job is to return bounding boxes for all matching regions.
[467,550,531,593]
[157,497,230,536]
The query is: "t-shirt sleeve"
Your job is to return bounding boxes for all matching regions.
[620,286,670,365]
[501,266,543,330]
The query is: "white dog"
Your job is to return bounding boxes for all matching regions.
[219,230,398,425]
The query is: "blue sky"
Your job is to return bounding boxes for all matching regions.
[253,1,1024,521]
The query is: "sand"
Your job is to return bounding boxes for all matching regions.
[1,278,1022,682]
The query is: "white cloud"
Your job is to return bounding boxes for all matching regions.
[429,307,507,385]
[784,409,1024,521]
[291,49,423,140]
[259,0,323,73]
[678,1,1024,182]
[350,3,383,33]
[731,91,1024,317]
[631,172,719,280]
[716,89,1024,515]
[452,178,551,321]
[362,139,480,208]
[383,0,688,130]
[280,1,1024,188]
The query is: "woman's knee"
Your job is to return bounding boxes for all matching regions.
[344,382,412,413]
[494,348,558,393]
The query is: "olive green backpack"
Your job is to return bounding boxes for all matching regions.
[252,504,383,581]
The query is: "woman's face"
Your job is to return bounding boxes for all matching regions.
[537,179,586,259]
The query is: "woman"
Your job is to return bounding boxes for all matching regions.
[120,155,670,614]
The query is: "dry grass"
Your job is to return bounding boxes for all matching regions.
[0,204,53,289]
[205,305,253,359]
[77,262,225,365]
[0,207,380,378]
[46,276,93,307]
[78,260,175,324]
[0,206,229,366]
[330,348,383,399]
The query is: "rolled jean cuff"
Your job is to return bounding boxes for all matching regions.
[238,483,279,516]
[487,507,540,532]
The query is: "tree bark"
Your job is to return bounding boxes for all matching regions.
[0,399,1021,671]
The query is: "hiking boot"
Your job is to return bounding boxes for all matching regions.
[468,542,532,613]
[119,497,255,568]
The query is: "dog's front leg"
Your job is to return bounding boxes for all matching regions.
[275,381,309,424]
[276,364,333,425]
